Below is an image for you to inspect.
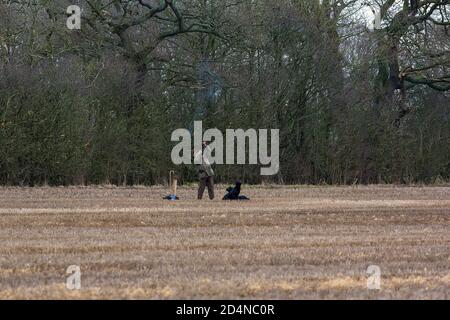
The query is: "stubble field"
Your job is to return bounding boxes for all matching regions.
[0,185,449,299]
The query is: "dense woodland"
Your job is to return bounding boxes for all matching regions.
[0,0,449,186]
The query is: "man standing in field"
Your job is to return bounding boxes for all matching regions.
[195,141,215,200]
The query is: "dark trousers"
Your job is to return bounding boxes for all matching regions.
[198,176,214,200]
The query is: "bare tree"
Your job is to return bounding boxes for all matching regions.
[370,0,450,123]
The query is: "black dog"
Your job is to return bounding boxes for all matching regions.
[223,181,250,200]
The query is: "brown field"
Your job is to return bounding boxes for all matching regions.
[0,185,449,300]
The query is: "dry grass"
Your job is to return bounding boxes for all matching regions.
[0,185,449,299]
